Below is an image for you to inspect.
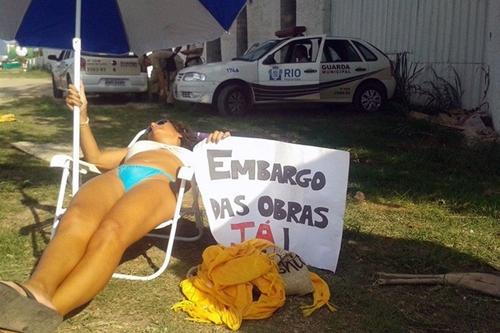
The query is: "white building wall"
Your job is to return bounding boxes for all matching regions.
[213,0,280,62]
[296,0,331,35]
[330,0,489,110]
[220,24,237,62]
[485,0,500,132]
[246,0,281,48]
[219,0,333,57]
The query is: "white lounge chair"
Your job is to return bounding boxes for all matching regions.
[49,129,203,281]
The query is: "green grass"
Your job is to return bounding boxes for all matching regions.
[0,91,499,332]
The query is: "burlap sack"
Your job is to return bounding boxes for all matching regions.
[264,246,314,296]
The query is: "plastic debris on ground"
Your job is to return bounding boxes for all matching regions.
[0,113,16,123]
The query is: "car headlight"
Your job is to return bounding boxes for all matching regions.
[182,72,206,81]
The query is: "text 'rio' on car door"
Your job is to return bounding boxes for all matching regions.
[256,37,325,102]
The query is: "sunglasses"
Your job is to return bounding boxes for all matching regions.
[156,119,169,125]
[146,119,169,133]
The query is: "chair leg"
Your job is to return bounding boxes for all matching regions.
[112,217,179,281]
[51,160,71,239]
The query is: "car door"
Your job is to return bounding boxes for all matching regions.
[351,39,385,74]
[52,50,72,89]
[51,50,66,89]
[319,39,366,102]
[60,50,74,87]
[256,36,325,102]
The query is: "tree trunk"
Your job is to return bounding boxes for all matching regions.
[205,38,222,63]
[236,7,248,57]
[280,0,297,30]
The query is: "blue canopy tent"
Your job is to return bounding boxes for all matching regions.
[0,0,246,192]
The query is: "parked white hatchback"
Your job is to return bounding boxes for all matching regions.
[49,50,147,98]
[175,30,396,115]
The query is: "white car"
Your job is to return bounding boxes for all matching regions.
[49,50,148,98]
[175,33,396,115]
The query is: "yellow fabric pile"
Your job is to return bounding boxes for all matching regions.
[0,114,16,123]
[172,239,335,330]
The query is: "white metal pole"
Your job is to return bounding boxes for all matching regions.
[72,0,82,195]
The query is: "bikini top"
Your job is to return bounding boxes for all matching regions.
[124,140,193,166]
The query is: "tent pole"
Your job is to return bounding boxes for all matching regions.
[71,0,82,195]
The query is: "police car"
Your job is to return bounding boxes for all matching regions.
[175,27,396,115]
[49,50,148,98]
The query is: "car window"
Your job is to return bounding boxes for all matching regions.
[236,39,283,61]
[269,38,322,64]
[322,40,362,63]
[352,41,378,61]
[57,51,65,61]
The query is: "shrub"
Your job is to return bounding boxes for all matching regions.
[393,51,423,107]
[417,67,464,113]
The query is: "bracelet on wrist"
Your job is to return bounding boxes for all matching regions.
[80,117,90,127]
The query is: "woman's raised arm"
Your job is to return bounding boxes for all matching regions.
[66,84,128,170]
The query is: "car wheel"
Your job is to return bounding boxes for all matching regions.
[52,75,63,99]
[354,82,386,112]
[217,84,250,116]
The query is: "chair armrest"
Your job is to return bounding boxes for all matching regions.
[50,154,101,175]
[177,166,194,181]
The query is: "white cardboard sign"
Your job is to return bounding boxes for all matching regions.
[193,137,349,272]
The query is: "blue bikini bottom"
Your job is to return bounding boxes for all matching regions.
[117,165,175,192]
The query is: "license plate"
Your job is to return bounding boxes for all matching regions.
[104,79,126,86]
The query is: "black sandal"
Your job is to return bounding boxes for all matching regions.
[0,282,62,333]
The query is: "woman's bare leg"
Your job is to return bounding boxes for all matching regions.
[51,177,176,314]
[23,172,124,310]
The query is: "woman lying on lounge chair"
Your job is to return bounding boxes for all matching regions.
[0,84,230,333]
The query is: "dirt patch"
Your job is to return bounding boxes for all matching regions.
[0,77,157,109]
[0,77,52,105]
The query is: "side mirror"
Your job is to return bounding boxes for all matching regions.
[48,55,58,61]
[262,55,276,65]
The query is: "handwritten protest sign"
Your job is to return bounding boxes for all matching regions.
[193,137,349,272]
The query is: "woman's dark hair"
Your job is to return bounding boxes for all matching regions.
[169,119,198,150]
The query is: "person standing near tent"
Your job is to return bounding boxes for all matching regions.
[149,47,183,105]
[161,46,183,105]
[0,83,230,333]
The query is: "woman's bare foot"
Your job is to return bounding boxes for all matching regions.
[0,281,58,312]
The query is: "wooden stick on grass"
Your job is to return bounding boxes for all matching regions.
[376,272,500,298]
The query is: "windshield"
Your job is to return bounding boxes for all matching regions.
[233,39,283,61]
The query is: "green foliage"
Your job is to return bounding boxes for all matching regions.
[4,46,38,64]
[393,51,424,107]
[417,67,464,113]
[7,47,17,60]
